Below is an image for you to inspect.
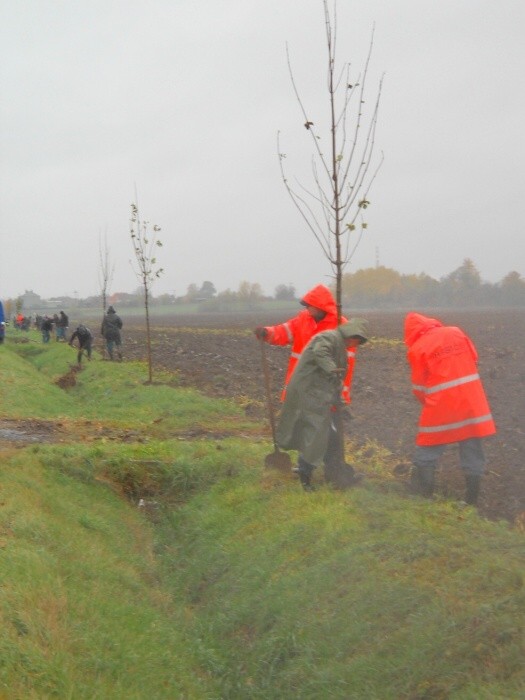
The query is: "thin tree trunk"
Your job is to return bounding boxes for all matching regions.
[144,282,152,384]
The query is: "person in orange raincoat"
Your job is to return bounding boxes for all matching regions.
[254,284,361,485]
[404,312,496,505]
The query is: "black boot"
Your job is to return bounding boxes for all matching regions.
[323,421,358,488]
[298,457,315,492]
[465,474,481,506]
[410,465,435,498]
[325,462,362,489]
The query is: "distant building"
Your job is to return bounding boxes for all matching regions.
[19,290,42,311]
[108,292,142,307]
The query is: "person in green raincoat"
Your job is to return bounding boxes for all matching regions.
[276,319,369,491]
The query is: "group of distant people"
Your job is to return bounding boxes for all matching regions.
[1,305,123,365]
[68,306,123,364]
[255,284,495,507]
[36,310,70,343]
[11,310,70,339]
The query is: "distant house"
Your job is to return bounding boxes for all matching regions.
[46,296,75,309]
[19,290,42,311]
[17,291,77,312]
[108,292,142,307]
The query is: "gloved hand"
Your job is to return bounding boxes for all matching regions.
[330,367,346,378]
[254,326,268,340]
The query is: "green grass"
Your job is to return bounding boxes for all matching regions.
[0,451,214,699]
[0,335,524,698]
[158,485,524,699]
[2,333,249,435]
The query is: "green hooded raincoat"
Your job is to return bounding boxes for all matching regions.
[276,319,368,467]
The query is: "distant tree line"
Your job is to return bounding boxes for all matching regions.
[6,260,524,314]
[341,259,525,309]
[175,261,524,310]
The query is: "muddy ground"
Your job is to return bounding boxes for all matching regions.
[116,308,525,525]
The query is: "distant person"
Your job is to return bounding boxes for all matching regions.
[101,305,123,361]
[276,320,368,491]
[56,310,69,342]
[0,301,5,344]
[68,324,93,365]
[404,312,496,506]
[254,284,362,484]
[41,315,53,343]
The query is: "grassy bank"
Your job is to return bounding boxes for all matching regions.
[0,335,523,698]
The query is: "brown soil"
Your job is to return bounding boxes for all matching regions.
[55,364,82,389]
[118,308,525,525]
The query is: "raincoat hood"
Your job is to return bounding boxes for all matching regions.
[404,312,443,347]
[300,285,337,316]
[339,318,369,344]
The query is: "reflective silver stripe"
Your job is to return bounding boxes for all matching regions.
[419,414,493,433]
[283,322,293,343]
[412,373,480,395]
[290,351,301,359]
[347,350,356,358]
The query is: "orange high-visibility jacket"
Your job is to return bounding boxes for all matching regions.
[404,312,496,446]
[263,284,356,403]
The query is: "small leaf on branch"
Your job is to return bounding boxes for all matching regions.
[346,223,356,231]
[304,121,314,129]
[358,199,370,209]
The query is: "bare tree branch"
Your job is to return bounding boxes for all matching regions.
[98,229,115,315]
[278,0,383,319]
[130,202,164,384]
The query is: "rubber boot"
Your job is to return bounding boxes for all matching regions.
[325,461,362,489]
[322,419,362,488]
[465,474,481,506]
[298,457,315,492]
[411,465,435,498]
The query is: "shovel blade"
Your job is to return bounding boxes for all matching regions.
[264,449,292,472]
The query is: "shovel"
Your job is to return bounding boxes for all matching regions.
[259,339,292,471]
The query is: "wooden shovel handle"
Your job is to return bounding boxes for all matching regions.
[259,338,278,448]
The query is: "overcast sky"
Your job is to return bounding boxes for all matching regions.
[1,0,524,301]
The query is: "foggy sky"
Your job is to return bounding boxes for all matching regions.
[1,0,524,301]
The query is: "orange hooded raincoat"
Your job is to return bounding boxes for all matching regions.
[263,284,356,403]
[404,312,496,446]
